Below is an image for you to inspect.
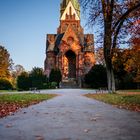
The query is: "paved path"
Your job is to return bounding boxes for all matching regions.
[0,89,140,140]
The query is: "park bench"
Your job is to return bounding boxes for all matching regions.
[95,87,108,94]
[29,87,40,93]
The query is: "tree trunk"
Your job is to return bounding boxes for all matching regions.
[111,68,115,92]
[104,23,116,93]
[105,58,116,93]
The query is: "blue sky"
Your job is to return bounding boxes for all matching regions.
[0,0,92,71]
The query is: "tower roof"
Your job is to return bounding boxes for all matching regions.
[60,0,80,17]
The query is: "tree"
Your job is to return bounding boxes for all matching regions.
[0,46,13,79]
[80,0,140,92]
[84,64,107,88]
[11,64,25,88]
[112,45,140,89]
[127,40,140,88]
[130,19,140,88]
[49,68,62,87]
[112,48,136,89]
[14,65,25,76]
[17,72,31,90]
[29,67,46,89]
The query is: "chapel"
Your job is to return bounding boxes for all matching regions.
[44,0,95,87]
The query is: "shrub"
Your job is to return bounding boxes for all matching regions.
[49,68,62,87]
[42,83,51,89]
[29,67,47,89]
[17,72,31,91]
[50,82,57,89]
[84,64,107,89]
[0,79,13,90]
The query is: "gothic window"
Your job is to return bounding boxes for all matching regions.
[73,14,75,19]
[69,6,72,15]
[73,24,76,30]
[63,24,68,31]
[67,36,74,45]
[65,13,68,19]
[49,57,54,68]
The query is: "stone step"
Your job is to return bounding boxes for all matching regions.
[60,81,79,89]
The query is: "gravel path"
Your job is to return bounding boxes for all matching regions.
[0,89,140,140]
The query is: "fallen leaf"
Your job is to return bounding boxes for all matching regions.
[9,112,14,116]
[84,129,90,133]
[35,135,44,140]
[90,118,97,121]
[5,124,13,128]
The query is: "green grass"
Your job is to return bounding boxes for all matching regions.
[0,93,57,118]
[85,93,140,111]
[0,90,17,93]
[0,93,57,107]
[117,90,140,92]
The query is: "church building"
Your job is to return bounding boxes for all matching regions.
[44,0,95,87]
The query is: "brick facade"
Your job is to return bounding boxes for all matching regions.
[44,0,95,87]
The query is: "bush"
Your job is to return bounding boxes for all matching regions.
[50,82,57,89]
[42,83,50,89]
[42,82,57,89]
[49,68,62,87]
[116,73,137,89]
[84,64,107,89]
[17,68,49,90]
[17,72,31,91]
[29,67,47,89]
[0,79,13,90]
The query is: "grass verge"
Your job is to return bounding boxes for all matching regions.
[117,90,140,92]
[85,93,140,112]
[0,90,17,93]
[0,93,57,118]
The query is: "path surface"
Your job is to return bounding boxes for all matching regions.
[0,89,140,140]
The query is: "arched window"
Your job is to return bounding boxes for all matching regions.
[69,6,72,15]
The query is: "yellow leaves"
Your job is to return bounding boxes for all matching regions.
[112,46,140,82]
[124,58,134,72]
[0,46,12,79]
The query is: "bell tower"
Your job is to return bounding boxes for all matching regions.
[60,0,80,18]
[58,0,83,34]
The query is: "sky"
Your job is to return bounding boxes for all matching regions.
[0,0,93,71]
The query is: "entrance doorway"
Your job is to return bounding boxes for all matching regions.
[65,50,76,79]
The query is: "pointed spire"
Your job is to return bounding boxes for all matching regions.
[60,0,80,17]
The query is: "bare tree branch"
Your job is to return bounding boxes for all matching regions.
[113,2,140,31]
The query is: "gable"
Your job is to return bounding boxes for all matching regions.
[61,24,79,43]
[61,1,80,20]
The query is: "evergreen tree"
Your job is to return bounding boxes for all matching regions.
[17,72,31,90]
[29,67,46,89]
[49,68,62,87]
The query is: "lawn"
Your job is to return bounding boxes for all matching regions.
[0,90,17,93]
[117,90,140,94]
[0,93,57,118]
[85,93,140,112]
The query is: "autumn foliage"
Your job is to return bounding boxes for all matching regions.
[80,0,140,92]
[85,93,140,112]
[113,41,140,89]
[0,94,56,118]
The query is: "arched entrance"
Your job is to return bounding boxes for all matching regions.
[65,50,76,79]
